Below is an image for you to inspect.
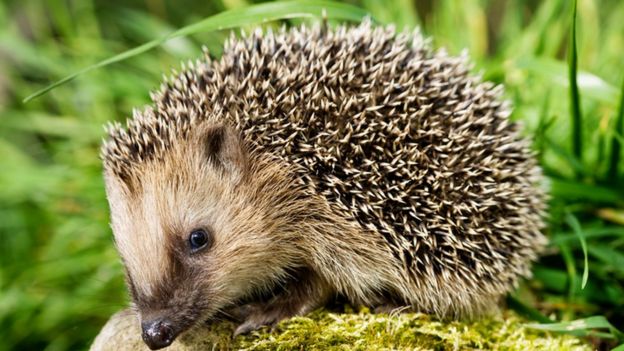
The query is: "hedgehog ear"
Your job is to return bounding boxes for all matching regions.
[203,124,248,184]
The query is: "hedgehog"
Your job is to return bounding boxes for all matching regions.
[101,20,547,350]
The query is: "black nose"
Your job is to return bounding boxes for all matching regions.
[141,319,176,350]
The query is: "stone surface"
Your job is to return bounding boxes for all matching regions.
[91,308,590,351]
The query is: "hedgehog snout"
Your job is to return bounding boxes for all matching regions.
[141,318,177,350]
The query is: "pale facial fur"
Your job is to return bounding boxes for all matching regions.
[104,125,303,335]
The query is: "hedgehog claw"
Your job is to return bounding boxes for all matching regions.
[231,303,281,337]
[233,321,261,336]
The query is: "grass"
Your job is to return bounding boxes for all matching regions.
[1,0,624,350]
[568,0,583,164]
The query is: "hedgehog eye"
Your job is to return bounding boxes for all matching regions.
[188,229,211,252]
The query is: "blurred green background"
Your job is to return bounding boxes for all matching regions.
[1,0,623,350]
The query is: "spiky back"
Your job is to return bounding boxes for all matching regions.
[102,21,546,295]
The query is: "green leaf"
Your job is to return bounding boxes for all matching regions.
[515,57,619,105]
[507,0,565,58]
[550,226,624,246]
[568,0,582,162]
[3,112,102,141]
[543,137,586,176]
[22,0,369,103]
[533,266,568,292]
[608,77,624,180]
[596,208,624,226]
[361,0,419,28]
[588,245,624,275]
[527,316,621,340]
[548,178,622,204]
[612,343,624,351]
[558,241,577,302]
[506,295,553,324]
[564,212,589,289]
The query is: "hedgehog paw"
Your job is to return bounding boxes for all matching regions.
[231,302,289,337]
[230,269,332,337]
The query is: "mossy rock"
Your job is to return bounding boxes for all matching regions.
[91,308,589,351]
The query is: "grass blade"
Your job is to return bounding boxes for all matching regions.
[550,226,624,245]
[506,295,553,324]
[558,241,577,303]
[549,177,622,204]
[564,211,589,289]
[596,208,624,225]
[22,0,369,103]
[612,344,624,351]
[568,0,583,165]
[361,0,419,28]
[515,57,619,106]
[608,77,624,181]
[544,137,586,176]
[587,245,624,275]
[527,316,622,340]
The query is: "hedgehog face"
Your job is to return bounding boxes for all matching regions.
[104,124,298,349]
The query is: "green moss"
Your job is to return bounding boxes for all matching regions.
[169,309,590,351]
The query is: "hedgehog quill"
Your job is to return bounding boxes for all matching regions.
[101,20,547,350]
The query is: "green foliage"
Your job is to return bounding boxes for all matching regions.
[22,1,368,103]
[1,0,624,350]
